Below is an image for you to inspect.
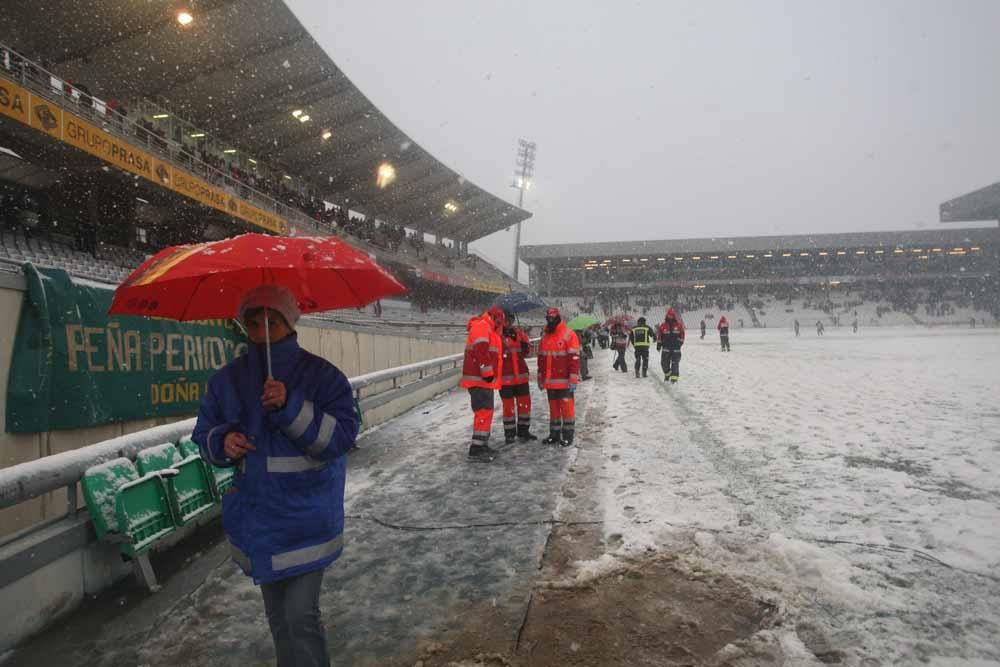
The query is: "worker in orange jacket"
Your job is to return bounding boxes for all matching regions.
[460,306,504,461]
[500,310,538,443]
[537,307,581,447]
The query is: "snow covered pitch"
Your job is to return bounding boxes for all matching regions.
[594,325,1000,664]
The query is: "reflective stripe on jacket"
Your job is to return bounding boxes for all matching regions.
[500,327,531,386]
[460,312,502,389]
[538,321,581,389]
[192,333,359,585]
[629,325,655,348]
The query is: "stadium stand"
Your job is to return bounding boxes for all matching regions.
[522,229,1000,327]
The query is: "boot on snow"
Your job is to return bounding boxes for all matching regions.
[542,431,563,445]
[468,444,499,462]
[560,432,575,448]
[517,425,538,442]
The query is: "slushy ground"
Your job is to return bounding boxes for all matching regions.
[6,326,999,666]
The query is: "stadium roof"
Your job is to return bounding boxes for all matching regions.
[520,228,998,262]
[940,181,1000,223]
[0,0,529,242]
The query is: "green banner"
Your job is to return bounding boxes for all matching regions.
[5,264,247,433]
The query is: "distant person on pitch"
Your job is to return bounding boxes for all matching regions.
[718,314,731,351]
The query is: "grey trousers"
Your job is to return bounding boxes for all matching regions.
[261,568,329,667]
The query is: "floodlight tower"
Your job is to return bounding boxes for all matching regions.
[511,138,536,282]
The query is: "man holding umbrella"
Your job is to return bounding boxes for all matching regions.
[109,233,405,666]
[193,285,360,666]
[499,309,538,443]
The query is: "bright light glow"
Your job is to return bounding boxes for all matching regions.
[836,250,847,255]
[931,248,942,252]
[819,251,829,256]
[911,249,922,253]
[223,148,236,154]
[622,259,631,263]
[291,109,303,118]
[692,256,701,260]
[800,252,810,256]
[782,252,792,257]
[709,255,719,260]
[321,129,332,140]
[693,284,706,289]
[152,113,169,119]
[656,257,666,261]
[299,115,311,123]
[283,174,292,181]
[874,249,884,254]
[727,255,737,259]
[829,280,841,286]
[948,250,966,255]
[248,158,257,165]
[675,256,684,261]
[444,201,459,213]
[919,255,929,259]
[894,248,905,254]
[639,258,648,262]
[177,11,193,26]
[376,162,396,188]
[763,253,772,258]
[971,246,981,251]
[745,254,755,259]
[855,250,865,255]
[189,132,205,138]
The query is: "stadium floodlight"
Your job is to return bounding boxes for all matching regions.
[444,201,459,214]
[377,162,396,188]
[511,138,537,282]
[177,11,193,26]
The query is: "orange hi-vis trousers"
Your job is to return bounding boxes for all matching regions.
[500,383,531,439]
[469,387,495,444]
[546,388,575,438]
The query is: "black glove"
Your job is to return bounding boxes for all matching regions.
[483,375,494,384]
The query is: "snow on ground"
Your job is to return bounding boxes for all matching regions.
[581,326,1000,664]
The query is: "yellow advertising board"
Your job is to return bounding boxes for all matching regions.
[0,75,286,235]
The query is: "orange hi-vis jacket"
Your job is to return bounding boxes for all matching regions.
[500,327,532,386]
[537,321,581,390]
[460,311,502,390]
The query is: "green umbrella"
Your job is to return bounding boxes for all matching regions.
[567,314,600,331]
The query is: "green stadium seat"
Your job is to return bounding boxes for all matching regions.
[81,457,176,559]
[177,434,235,500]
[137,443,216,527]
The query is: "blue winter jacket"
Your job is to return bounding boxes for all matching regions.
[192,332,359,584]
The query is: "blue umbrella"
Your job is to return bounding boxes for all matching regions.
[493,291,547,314]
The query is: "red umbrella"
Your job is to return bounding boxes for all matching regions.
[109,233,407,373]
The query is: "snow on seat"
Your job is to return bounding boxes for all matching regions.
[81,457,176,559]
[177,434,235,499]
[137,443,216,526]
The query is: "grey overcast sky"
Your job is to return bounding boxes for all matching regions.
[286,0,1000,273]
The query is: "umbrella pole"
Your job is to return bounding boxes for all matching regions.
[264,306,273,378]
